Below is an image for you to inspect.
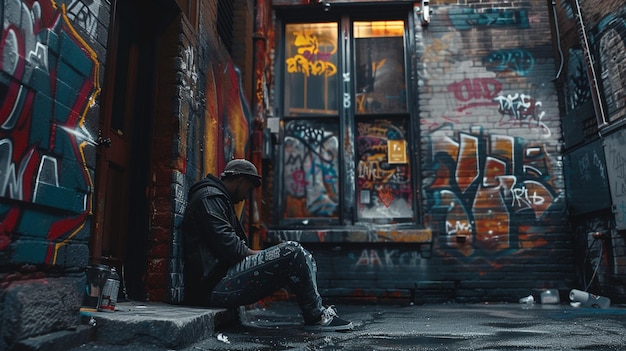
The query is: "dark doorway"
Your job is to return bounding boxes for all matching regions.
[91,0,164,301]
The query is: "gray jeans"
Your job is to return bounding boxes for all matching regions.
[209,241,324,323]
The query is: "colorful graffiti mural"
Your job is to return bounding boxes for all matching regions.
[0,0,100,263]
[356,119,414,220]
[170,43,254,302]
[264,1,587,302]
[283,22,339,115]
[285,28,338,78]
[419,6,562,261]
[282,119,340,219]
[192,44,252,177]
[425,126,558,258]
[442,77,550,137]
[216,62,252,168]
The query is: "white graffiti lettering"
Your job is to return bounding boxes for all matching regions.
[355,249,423,268]
[445,220,472,236]
[511,186,545,208]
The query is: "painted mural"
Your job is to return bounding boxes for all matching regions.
[216,61,252,170]
[283,22,339,116]
[282,119,340,219]
[356,118,414,220]
[0,0,100,264]
[179,40,252,177]
[273,4,566,262]
[420,5,563,263]
[170,41,254,302]
[425,127,558,258]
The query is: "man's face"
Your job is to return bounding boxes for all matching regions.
[232,177,257,203]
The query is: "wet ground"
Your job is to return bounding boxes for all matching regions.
[188,301,626,351]
[70,300,626,350]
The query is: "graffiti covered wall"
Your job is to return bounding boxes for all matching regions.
[415,2,573,299]
[0,0,108,345]
[1,0,101,265]
[166,4,254,302]
[265,1,574,302]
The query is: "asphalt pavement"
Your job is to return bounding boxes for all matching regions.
[65,298,626,351]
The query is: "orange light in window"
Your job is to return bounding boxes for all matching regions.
[358,20,404,38]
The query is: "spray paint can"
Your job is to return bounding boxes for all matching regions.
[98,267,120,312]
[81,264,110,311]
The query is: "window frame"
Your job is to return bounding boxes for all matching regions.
[274,5,421,228]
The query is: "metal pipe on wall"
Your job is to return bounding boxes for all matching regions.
[574,0,609,128]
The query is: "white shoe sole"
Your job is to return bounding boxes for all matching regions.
[304,321,354,332]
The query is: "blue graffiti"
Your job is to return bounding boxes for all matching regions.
[483,49,535,76]
[448,8,530,31]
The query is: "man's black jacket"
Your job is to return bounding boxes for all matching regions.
[182,174,250,306]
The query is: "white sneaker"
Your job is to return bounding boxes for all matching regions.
[304,306,353,332]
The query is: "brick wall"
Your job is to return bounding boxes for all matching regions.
[413,0,572,301]
[269,0,577,303]
[160,0,255,303]
[231,0,256,101]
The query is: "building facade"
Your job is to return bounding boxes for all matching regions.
[0,0,625,347]
[0,0,260,346]
[554,0,626,300]
[264,0,572,303]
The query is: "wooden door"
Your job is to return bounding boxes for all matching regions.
[91,0,156,300]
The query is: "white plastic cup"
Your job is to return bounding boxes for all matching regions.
[540,289,560,304]
[569,289,610,308]
[519,295,534,304]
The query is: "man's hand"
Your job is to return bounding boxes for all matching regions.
[246,248,262,256]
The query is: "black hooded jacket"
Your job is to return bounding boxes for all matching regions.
[182,174,250,306]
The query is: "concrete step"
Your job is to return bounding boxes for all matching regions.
[10,325,93,351]
[77,302,238,349]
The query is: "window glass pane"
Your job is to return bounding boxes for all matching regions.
[356,118,413,220]
[284,23,339,116]
[283,119,340,219]
[354,20,406,114]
